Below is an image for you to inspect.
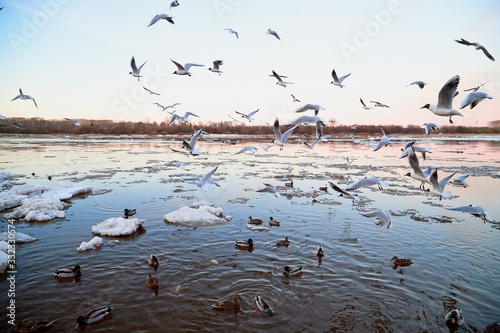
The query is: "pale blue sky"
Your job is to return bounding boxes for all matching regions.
[1,0,499,126]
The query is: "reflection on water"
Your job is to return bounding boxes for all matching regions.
[0,134,499,332]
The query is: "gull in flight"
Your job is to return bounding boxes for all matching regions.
[424,122,438,135]
[330,69,351,88]
[295,104,325,116]
[224,28,238,39]
[147,14,174,27]
[234,109,259,122]
[400,141,433,160]
[361,210,392,229]
[272,70,293,87]
[236,146,258,155]
[0,114,22,129]
[460,92,492,109]
[370,100,390,108]
[445,205,492,223]
[373,124,396,152]
[463,81,489,92]
[129,56,146,81]
[143,86,160,95]
[208,60,223,75]
[169,111,199,124]
[266,28,280,40]
[227,114,242,123]
[11,88,38,108]
[185,165,219,191]
[273,118,298,151]
[176,128,204,155]
[428,169,458,200]
[346,176,388,191]
[404,147,431,189]
[285,115,326,126]
[304,120,328,149]
[153,102,179,112]
[291,94,300,102]
[360,98,373,110]
[346,157,356,165]
[171,59,204,76]
[170,0,179,9]
[407,81,428,89]
[455,38,495,61]
[421,75,463,124]
[450,174,469,188]
[328,181,358,202]
[64,118,82,126]
[257,183,280,197]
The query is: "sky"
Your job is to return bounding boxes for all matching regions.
[0,0,499,127]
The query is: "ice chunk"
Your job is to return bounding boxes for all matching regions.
[92,217,146,236]
[77,236,103,252]
[0,232,37,243]
[0,184,49,211]
[0,171,24,181]
[0,251,8,273]
[7,197,66,221]
[164,202,230,227]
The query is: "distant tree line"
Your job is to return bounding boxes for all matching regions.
[0,117,499,136]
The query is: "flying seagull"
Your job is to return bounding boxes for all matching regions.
[463,81,488,92]
[64,118,82,126]
[460,92,492,109]
[272,70,293,87]
[346,176,389,191]
[143,86,160,95]
[370,100,390,108]
[182,128,204,155]
[455,38,495,61]
[360,98,373,110]
[266,28,280,40]
[273,118,298,151]
[445,205,492,223]
[407,81,428,89]
[171,59,204,76]
[424,122,438,135]
[168,111,199,124]
[257,183,280,197]
[285,115,326,126]
[404,147,431,189]
[170,0,179,9]
[291,94,300,102]
[224,28,238,39]
[208,60,223,75]
[0,114,22,129]
[421,75,463,124]
[361,210,392,229]
[428,169,458,200]
[185,165,219,191]
[11,88,38,108]
[400,142,433,161]
[330,69,351,88]
[147,14,174,27]
[129,56,146,81]
[236,146,258,155]
[450,174,469,188]
[234,109,259,122]
[295,104,325,115]
[328,181,358,202]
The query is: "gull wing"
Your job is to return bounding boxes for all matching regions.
[361,210,391,221]
[64,118,75,123]
[360,98,367,108]
[0,114,7,120]
[478,46,495,61]
[170,59,185,71]
[234,110,247,118]
[338,73,351,84]
[285,115,325,126]
[439,171,457,192]
[130,57,138,73]
[31,98,38,108]
[373,139,391,152]
[148,14,164,27]
[437,75,460,109]
[200,165,218,186]
[184,63,204,71]
[247,109,259,117]
[315,120,323,140]
[408,148,425,177]
[11,94,21,101]
[281,125,298,144]
[168,114,181,124]
[456,174,469,182]
[189,128,203,150]
[272,70,284,84]
[328,181,349,196]
[184,112,199,118]
[331,69,339,83]
[454,38,475,46]
[228,115,242,123]
[273,118,282,143]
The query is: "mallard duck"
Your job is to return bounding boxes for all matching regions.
[283,265,303,277]
[255,295,273,315]
[53,265,82,278]
[248,216,263,225]
[123,208,136,217]
[276,237,289,247]
[484,321,500,333]
[148,254,159,267]
[146,274,159,289]
[319,186,328,192]
[76,306,113,329]
[12,319,54,332]
[269,217,280,226]
[445,309,465,328]
[212,294,242,311]
[391,256,413,266]
[235,238,254,248]
[316,245,324,257]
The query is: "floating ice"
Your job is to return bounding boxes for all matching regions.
[92,217,146,236]
[0,184,49,211]
[164,201,231,227]
[0,232,37,243]
[0,171,24,181]
[7,197,66,221]
[77,236,104,251]
[246,224,269,231]
[0,242,8,273]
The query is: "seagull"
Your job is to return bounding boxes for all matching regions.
[304,121,324,149]
[291,94,300,102]
[350,125,358,130]
[373,124,396,151]
[64,118,82,126]
[171,59,204,76]
[445,205,492,223]
[234,109,259,122]
[428,169,458,200]
[463,81,489,92]
[346,176,388,191]
[266,28,280,40]
[0,114,22,129]
[400,142,433,161]
[228,114,242,123]
[421,75,463,124]
[208,60,223,75]
[185,165,219,191]
[424,122,438,135]
[346,157,356,165]
[330,69,351,88]
[361,210,392,229]
[147,14,174,27]
[404,147,431,189]
[143,86,160,95]
[170,0,179,9]
[407,81,428,89]
[328,181,358,202]
[164,102,181,109]
[370,100,390,108]
[168,112,199,124]
[295,104,325,115]
[153,103,173,112]
[257,183,280,197]
[455,38,495,61]
[129,56,146,81]
[235,146,258,154]
[11,88,38,108]
[450,174,469,188]
[460,92,492,109]
[285,115,326,126]
[273,118,298,151]
[181,128,204,155]
[224,28,239,39]
[360,98,373,110]
[272,70,293,87]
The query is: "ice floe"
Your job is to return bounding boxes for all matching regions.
[0,232,37,243]
[164,201,232,227]
[0,171,24,181]
[77,236,104,251]
[0,242,8,273]
[92,217,146,236]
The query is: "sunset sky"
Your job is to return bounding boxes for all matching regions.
[1,0,499,127]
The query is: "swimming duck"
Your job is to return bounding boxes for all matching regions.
[212,294,242,312]
[53,265,82,278]
[276,237,289,247]
[12,319,54,332]
[391,256,413,266]
[283,265,303,277]
[445,309,465,328]
[319,186,328,192]
[146,274,159,289]
[76,306,113,329]
[255,295,273,316]
[269,217,280,226]
[235,238,254,248]
[248,216,263,225]
[123,208,136,217]
[47,176,52,181]
[148,254,159,267]
[316,245,324,257]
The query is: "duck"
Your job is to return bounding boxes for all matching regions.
[285,180,294,187]
[255,295,273,316]
[283,265,303,277]
[391,256,413,266]
[235,238,254,248]
[47,176,52,181]
[148,254,159,267]
[53,265,82,278]
[12,319,54,332]
[248,216,263,225]
[445,309,465,328]
[316,245,324,257]
[319,186,328,192]
[76,306,113,329]
[146,274,159,289]
[31,172,35,177]
[123,208,136,217]
[269,217,280,226]
[276,237,289,247]
[212,294,242,311]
